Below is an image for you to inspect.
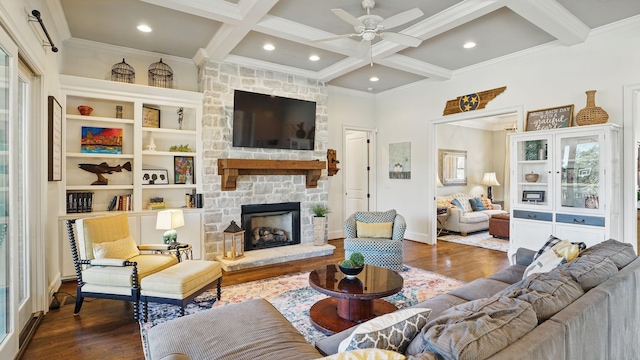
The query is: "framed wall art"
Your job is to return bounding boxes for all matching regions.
[143,106,161,128]
[142,169,169,185]
[48,96,62,181]
[525,105,574,131]
[174,156,194,184]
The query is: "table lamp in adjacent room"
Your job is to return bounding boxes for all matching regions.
[436,174,443,188]
[156,209,185,244]
[481,172,500,202]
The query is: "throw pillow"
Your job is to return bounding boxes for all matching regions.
[355,209,397,224]
[450,199,466,213]
[468,198,487,211]
[92,235,139,260]
[533,235,586,261]
[356,221,393,239]
[480,197,494,210]
[317,349,406,360]
[523,240,579,279]
[407,297,537,360]
[338,308,432,354]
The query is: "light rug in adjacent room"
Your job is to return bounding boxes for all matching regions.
[438,231,509,252]
[140,265,465,354]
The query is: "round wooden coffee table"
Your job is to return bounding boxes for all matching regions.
[308,264,403,334]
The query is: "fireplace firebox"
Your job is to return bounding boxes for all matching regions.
[241,202,301,251]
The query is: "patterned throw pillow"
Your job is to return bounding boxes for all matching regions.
[339,308,432,353]
[533,235,586,261]
[481,197,494,210]
[92,235,139,259]
[468,198,487,211]
[523,240,579,279]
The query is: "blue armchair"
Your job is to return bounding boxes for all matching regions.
[343,209,406,272]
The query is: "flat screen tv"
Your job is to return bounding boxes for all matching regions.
[232,90,316,150]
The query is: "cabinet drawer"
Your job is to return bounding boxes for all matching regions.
[556,213,605,227]
[513,210,553,222]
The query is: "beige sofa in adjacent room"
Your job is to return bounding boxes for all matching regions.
[437,193,507,235]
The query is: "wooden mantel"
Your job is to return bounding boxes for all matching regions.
[218,158,326,191]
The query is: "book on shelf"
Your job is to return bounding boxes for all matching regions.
[66,192,94,213]
[109,194,132,211]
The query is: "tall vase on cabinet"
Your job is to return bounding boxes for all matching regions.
[312,204,330,246]
[576,90,608,126]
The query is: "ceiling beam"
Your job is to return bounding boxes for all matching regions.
[376,54,451,81]
[505,0,590,45]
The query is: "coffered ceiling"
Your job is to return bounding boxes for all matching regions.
[55,0,640,93]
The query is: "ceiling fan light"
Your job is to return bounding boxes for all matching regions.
[263,43,275,51]
[463,42,476,49]
[309,55,320,61]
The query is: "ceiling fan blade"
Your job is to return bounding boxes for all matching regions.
[380,32,422,47]
[331,8,364,27]
[379,8,424,30]
[356,39,371,58]
[312,33,358,43]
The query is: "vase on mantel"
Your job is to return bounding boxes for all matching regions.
[575,90,608,126]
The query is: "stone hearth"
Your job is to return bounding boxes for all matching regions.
[216,243,335,272]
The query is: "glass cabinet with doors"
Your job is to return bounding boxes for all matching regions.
[509,124,621,263]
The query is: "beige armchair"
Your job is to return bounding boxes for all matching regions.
[66,213,179,320]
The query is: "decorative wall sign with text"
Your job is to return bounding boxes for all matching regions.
[525,105,574,131]
[443,86,506,115]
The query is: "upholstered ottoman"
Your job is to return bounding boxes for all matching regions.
[141,260,222,322]
[489,213,510,239]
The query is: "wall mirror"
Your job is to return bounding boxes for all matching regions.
[439,149,467,186]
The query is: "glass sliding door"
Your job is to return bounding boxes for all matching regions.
[0,24,18,359]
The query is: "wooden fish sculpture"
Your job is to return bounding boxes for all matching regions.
[78,161,132,185]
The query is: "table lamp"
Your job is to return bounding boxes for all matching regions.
[436,174,443,187]
[480,172,500,202]
[156,209,185,244]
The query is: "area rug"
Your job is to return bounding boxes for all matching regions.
[438,230,509,252]
[139,265,465,357]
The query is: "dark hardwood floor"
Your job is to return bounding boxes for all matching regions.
[20,238,509,360]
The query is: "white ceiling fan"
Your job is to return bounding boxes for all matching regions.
[314,0,424,58]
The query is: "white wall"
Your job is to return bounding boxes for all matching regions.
[374,18,640,244]
[326,87,376,239]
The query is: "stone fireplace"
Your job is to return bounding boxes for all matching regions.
[241,202,301,251]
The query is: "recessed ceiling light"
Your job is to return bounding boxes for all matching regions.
[309,55,320,61]
[370,76,379,82]
[463,42,476,49]
[137,25,152,33]
[263,44,275,51]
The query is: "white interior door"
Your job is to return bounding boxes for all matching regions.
[345,130,370,216]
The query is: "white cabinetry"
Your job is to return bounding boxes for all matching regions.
[58,75,204,279]
[509,124,621,262]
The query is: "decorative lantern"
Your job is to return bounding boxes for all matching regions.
[223,220,245,260]
[148,58,173,88]
[111,58,135,84]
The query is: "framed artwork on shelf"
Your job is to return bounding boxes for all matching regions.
[522,190,545,203]
[142,169,169,185]
[143,106,161,128]
[525,105,574,131]
[174,156,194,184]
[48,96,62,181]
[80,127,123,154]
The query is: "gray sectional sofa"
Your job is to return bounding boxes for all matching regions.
[146,240,640,360]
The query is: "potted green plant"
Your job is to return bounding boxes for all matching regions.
[339,252,365,278]
[312,204,330,246]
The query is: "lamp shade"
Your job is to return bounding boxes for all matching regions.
[480,172,500,186]
[156,209,185,230]
[436,174,443,187]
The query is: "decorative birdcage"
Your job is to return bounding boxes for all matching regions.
[148,58,173,88]
[110,58,135,83]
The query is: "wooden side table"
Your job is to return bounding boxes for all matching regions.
[437,208,449,236]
